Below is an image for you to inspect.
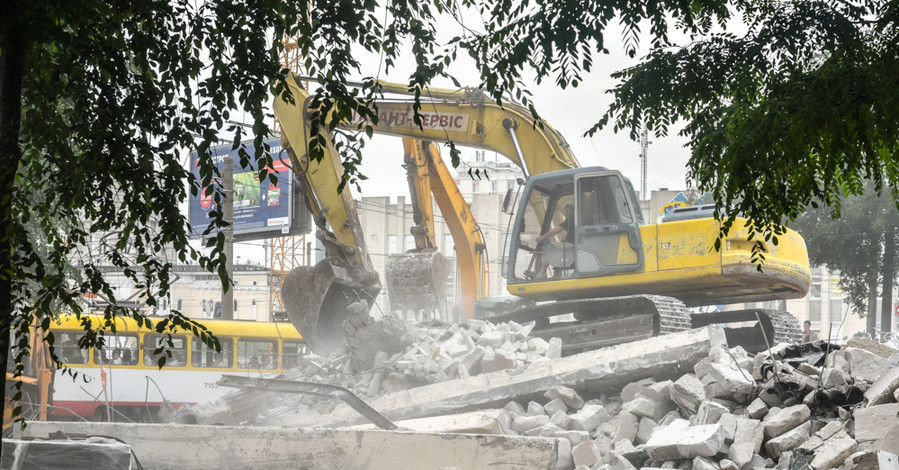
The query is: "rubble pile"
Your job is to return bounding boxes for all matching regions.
[490,340,899,469]
[293,318,557,399]
[190,316,899,469]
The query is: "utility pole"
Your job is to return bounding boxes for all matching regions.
[638,126,651,201]
[222,156,234,320]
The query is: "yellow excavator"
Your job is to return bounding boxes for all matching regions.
[275,72,811,355]
[385,139,487,323]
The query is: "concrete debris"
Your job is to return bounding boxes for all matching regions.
[154,314,899,470]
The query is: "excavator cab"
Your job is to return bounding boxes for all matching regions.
[508,168,645,284]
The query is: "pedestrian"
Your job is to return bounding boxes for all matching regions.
[802,320,819,343]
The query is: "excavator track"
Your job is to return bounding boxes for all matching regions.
[486,295,693,355]
[486,296,802,355]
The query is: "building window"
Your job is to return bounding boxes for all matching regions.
[251,299,258,321]
[472,181,480,193]
[177,298,182,311]
[233,299,238,313]
[388,235,398,254]
[492,182,498,193]
[404,235,415,252]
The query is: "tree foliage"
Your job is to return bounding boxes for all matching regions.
[792,183,899,333]
[3,0,898,433]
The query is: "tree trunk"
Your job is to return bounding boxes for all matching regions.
[0,20,26,456]
[867,272,878,338]
[882,232,897,339]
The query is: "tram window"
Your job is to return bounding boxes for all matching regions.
[238,339,278,370]
[143,334,187,368]
[56,331,88,365]
[93,333,139,366]
[191,337,234,368]
[282,341,307,370]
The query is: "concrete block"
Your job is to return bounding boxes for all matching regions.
[644,419,726,460]
[670,374,705,415]
[746,453,772,468]
[705,362,755,404]
[846,347,894,384]
[545,385,585,411]
[635,417,659,445]
[711,412,735,444]
[545,398,568,416]
[556,438,575,470]
[511,415,551,433]
[612,411,639,443]
[727,442,754,469]
[802,420,844,451]
[866,366,899,406]
[718,458,739,470]
[692,401,729,426]
[764,421,811,459]
[551,410,570,429]
[810,430,858,470]
[843,450,899,470]
[525,423,564,437]
[733,418,763,454]
[763,404,811,438]
[528,401,547,416]
[17,421,560,470]
[622,396,662,421]
[504,400,526,419]
[621,378,658,402]
[855,404,899,442]
[820,367,849,389]
[553,430,590,445]
[692,456,718,470]
[642,380,674,413]
[571,440,602,468]
[567,404,608,433]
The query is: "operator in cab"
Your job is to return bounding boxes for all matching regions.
[533,201,575,279]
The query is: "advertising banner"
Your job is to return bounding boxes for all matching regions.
[189,138,307,240]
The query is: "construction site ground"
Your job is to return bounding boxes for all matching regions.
[9,317,899,470]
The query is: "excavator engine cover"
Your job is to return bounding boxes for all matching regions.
[281,258,381,356]
[385,251,449,319]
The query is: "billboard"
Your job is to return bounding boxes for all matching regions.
[188,138,310,242]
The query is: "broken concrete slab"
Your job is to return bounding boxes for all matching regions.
[763,404,811,438]
[571,440,602,468]
[545,385,585,410]
[347,408,511,435]
[567,404,608,432]
[855,403,899,442]
[866,366,899,406]
[764,421,810,458]
[16,421,560,470]
[670,373,706,415]
[843,450,899,470]
[809,430,858,470]
[846,347,894,384]
[307,327,727,428]
[643,419,726,460]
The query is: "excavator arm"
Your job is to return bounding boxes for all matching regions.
[385,139,487,322]
[275,81,380,355]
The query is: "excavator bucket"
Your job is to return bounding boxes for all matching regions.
[281,258,381,356]
[385,251,450,321]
